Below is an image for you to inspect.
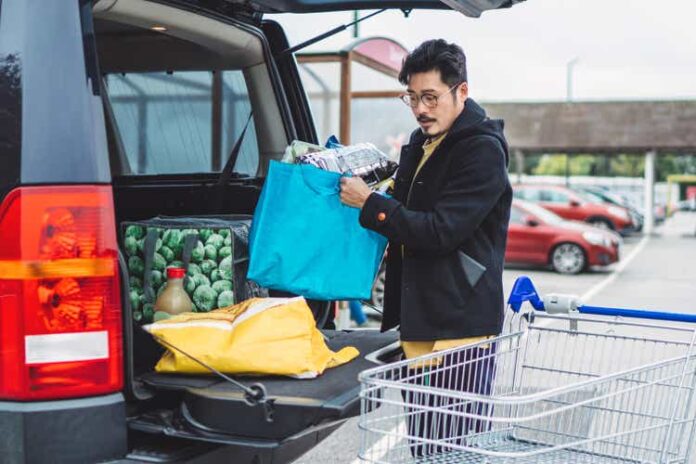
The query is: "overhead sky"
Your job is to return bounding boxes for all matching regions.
[269,0,696,102]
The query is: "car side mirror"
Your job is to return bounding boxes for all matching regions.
[569,200,581,207]
[525,216,540,227]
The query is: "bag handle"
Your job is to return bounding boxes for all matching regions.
[298,163,342,196]
[142,229,160,304]
[181,233,199,289]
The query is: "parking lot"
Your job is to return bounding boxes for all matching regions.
[296,212,696,464]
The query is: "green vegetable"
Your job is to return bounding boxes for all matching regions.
[154,238,163,252]
[125,225,145,240]
[193,285,218,312]
[191,241,205,263]
[159,246,175,263]
[153,311,171,322]
[217,290,234,308]
[200,259,217,276]
[219,229,231,239]
[184,277,196,294]
[212,280,233,294]
[223,235,232,247]
[132,310,143,322]
[129,276,143,290]
[150,270,163,288]
[124,236,138,257]
[210,269,222,283]
[219,256,233,281]
[128,256,145,276]
[204,244,217,261]
[168,260,184,269]
[206,234,225,250]
[163,229,183,251]
[152,253,166,272]
[142,303,155,322]
[186,263,201,276]
[193,274,211,288]
[136,239,145,253]
[198,229,214,243]
[129,290,142,312]
[218,246,232,260]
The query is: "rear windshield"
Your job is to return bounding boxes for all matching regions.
[105,70,259,177]
[0,0,21,199]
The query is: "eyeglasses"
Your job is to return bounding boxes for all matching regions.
[399,82,462,108]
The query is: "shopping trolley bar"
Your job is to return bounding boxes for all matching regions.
[508,276,696,323]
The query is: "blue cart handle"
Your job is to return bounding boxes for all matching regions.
[508,276,696,324]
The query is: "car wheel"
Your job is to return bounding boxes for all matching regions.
[551,243,586,275]
[587,217,614,230]
[370,264,386,309]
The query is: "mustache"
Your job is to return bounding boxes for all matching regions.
[417,116,436,123]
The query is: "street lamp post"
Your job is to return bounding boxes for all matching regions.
[566,57,579,102]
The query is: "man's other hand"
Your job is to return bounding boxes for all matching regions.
[340,176,372,209]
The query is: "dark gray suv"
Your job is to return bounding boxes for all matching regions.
[0,1,521,462]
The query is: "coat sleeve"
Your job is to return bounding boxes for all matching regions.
[359,135,508,255]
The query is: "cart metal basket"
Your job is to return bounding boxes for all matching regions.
[358,277,696,463]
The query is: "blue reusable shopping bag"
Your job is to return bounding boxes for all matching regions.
[248,161,387,300]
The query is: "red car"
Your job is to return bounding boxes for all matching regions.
[513,184,636,234]
[506,200,622,274]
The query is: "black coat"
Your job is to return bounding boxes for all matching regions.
[359,99,512,340]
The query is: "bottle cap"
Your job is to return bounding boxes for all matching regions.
[166,267,186,279]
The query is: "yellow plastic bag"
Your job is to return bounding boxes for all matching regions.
[143,297,359,378]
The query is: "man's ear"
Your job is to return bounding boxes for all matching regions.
[459,82,469,102]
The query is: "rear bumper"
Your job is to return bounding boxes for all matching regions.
[0,393,127,464]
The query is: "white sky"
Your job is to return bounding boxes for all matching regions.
[269,0,696,102]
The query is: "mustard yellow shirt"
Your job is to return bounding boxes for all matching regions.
[401,132,494,360]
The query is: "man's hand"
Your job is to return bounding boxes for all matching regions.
[340,176,372,209]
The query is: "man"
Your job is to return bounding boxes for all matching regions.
[340,39,512,454]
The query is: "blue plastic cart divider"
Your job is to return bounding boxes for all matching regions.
[508,276,696,324]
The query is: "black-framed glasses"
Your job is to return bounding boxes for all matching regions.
[399,82,462,108]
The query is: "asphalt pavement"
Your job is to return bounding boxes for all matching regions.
[294,213,696,464]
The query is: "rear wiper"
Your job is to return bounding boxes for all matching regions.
[275,8,388,58]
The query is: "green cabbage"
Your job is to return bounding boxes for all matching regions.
[212,280,233,294]
[217,290,235,308]
[193,285,218,312]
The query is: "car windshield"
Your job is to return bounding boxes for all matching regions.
[521,202,565,225]
[576,190,604,204]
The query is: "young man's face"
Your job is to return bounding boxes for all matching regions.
[407,70,468,138]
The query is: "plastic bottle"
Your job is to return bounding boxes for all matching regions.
[155,267,193,315]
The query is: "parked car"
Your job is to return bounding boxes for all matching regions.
[578,186,644,232]
[506,200,622,274]
[0,1,524,462]
[513,184,637,234]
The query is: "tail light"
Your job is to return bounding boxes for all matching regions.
[0,186,123,400]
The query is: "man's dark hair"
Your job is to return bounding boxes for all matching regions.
[398,39,467,88]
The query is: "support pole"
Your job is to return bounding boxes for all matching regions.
[339,53,352,145]
[514,150,524,184]
[644,150,656,235]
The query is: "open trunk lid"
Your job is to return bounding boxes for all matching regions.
[242,0,525,17]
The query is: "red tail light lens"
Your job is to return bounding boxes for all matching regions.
[0,186,123,400]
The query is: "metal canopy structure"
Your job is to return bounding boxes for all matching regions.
[483,100,696,234]
[482,101,696,154]
[297,37,409,145]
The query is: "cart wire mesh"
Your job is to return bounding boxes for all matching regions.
[358,311,696,464]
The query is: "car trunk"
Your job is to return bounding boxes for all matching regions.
[93,3,402,457]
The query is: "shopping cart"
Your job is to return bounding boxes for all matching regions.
[358,276,696,463]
